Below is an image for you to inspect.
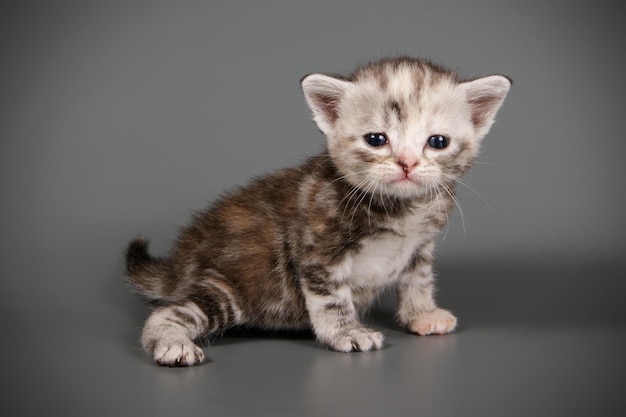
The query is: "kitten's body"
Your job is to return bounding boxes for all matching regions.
[126,57,510,366]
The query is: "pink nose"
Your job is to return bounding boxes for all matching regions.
[396,158,418,173]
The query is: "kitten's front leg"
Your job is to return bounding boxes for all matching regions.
[396,242,457,336]
[301,266,384,352]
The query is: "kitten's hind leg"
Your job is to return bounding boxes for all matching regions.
[141,301,208,366]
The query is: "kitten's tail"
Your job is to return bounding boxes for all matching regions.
[125,235,173,301]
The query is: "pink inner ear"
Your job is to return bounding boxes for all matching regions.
[469,95,501,128]
[312,92,340,124]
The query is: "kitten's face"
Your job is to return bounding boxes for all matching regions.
[302,58,511,199]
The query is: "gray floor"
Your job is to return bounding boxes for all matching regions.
[3,1,626,416]
[3,259,625,416]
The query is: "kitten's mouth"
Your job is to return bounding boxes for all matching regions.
[390,173,420,185]
[386,174,435,197]
[391,177,415,185]
[388,175,421,191]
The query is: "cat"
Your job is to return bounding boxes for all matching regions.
[125,56,511,366]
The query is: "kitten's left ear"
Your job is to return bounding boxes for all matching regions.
[301,74,352,135]
[461,75,512,138]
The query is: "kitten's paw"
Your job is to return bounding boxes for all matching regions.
[152,339,205,367]
[323,326,384,352]
[409,308,457,336]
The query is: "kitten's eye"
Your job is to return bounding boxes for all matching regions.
[364,133,388,147]
[427,135,450,150]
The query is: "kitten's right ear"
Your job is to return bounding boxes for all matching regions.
[301,74,351,135]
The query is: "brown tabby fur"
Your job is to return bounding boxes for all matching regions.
[125,56,511,366]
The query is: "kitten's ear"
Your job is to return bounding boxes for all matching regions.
[461,75,512,138]
[301,74,351,135]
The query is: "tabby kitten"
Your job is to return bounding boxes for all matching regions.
[126,57,511,366]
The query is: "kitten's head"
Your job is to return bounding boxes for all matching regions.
[301,57,511,199]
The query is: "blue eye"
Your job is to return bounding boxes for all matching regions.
[427,135,450,150]
[364,133,388,147]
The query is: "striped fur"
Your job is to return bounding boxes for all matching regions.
[126,57,510,366]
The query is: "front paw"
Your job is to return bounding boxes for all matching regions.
[151,339,205,367]
[320,326,384,352]
[409,308,457,336]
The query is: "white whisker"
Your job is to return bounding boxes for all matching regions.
[366,186,373,229]
[440,182,466,237]
[379,183,391,223]
[435,184,451,241]
[442,174,493,210]
[338,177,370,228]
[350,176,376,232]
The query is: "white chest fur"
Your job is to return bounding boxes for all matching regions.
[342,209,436,289]
[350,230,424,288]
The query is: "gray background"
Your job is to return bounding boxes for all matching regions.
[1,1,624,416]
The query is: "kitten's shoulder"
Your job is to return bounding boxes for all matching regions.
[196,152,335,218]
[177,153,330,247]
[252,152,336,196]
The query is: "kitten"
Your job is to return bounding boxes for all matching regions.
[125,56,511,366]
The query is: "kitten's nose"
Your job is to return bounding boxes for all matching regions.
[397,158,418,174]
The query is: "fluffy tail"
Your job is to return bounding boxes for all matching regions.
[125,235,173,301]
